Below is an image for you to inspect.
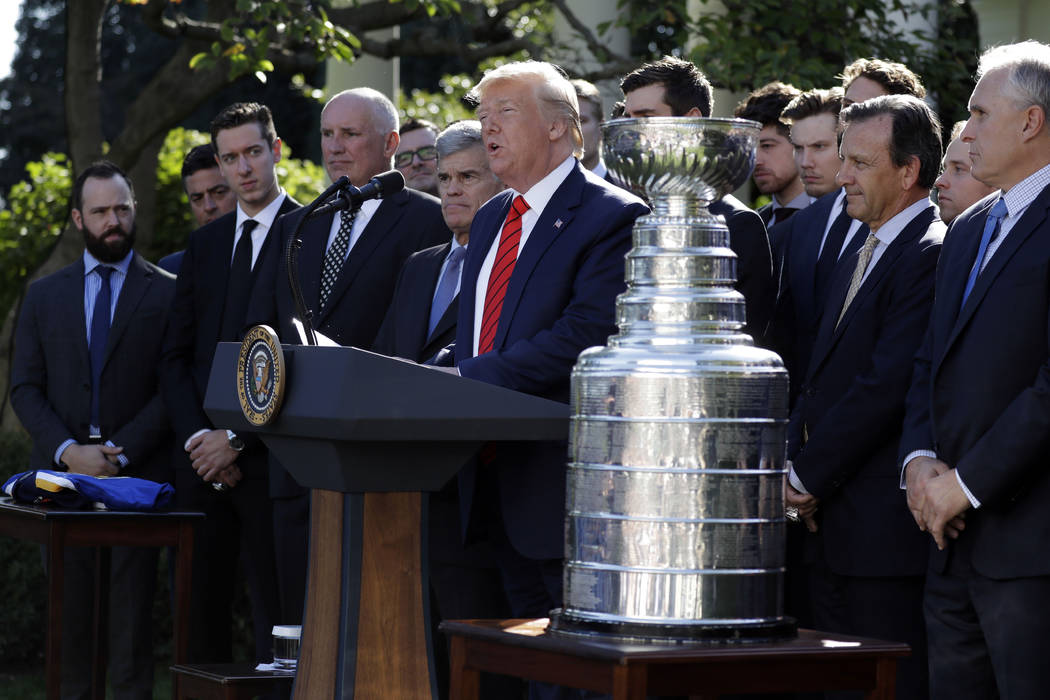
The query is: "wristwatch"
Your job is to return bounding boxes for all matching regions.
[226,429,245,452]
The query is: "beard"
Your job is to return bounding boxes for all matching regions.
[83,220,136,263]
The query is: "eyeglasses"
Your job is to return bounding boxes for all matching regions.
[395,146,438,168]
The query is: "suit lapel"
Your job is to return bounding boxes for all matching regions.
[492,166,583,349]
[65,261,92,381]
[792,192,836,319]
[412,243,450,356]
[298,213,330,313]
[103,254,150,369]
[318,193,407,324]
[808,207,934,377]
[949,187,1050,347]
[458,193,510,358]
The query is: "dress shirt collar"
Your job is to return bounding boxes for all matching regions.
[999,161,1050,221]
[235,189,286,234]
[773,190,815,211]
[871,197,933,245]
[83,248,133,277]
[511,155,576,217]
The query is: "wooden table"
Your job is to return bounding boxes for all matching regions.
[170,663,295,700]
[0,497,203,700]
[442,618,911,700]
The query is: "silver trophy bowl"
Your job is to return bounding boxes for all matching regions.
[550,117,794,643]
[604,116,760,206]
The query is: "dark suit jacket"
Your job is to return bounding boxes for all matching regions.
[246,188,448,496]
[710,195,774,344]
[788,204,943,577]
[11,253,175,481]
[161,195,300,484]
[158,250,183,275]
[900,186,1050,578]
[372,241,458,364]
[768,191,842,400]
[454,162,649,560]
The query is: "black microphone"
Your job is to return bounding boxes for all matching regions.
[308,170,406,218]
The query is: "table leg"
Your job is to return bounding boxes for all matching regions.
[865,658,897,700]
[611,664,647,700]
[173,522,194,664]
[46,524,63,700]
[448,636,479,700]
[90,546,111,700]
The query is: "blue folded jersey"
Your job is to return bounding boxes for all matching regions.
[2,470,174,511]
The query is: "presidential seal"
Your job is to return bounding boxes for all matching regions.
[237,325,286,426]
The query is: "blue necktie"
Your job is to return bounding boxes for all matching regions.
[89,265,114,430]
[960,198,1008,309]
[428,246,466,336]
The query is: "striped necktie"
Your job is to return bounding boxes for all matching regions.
[478,196,529,354]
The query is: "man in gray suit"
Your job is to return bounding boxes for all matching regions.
[11,160,175,699]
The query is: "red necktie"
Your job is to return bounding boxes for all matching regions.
[478,195,529,354]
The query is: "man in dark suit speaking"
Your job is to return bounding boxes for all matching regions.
[786,95,945,699]
[373,118,512,700]
[450,60,648,699]
[900,41,1050,699]
[11,160,175,699]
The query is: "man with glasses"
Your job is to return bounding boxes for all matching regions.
[396,118,440,195]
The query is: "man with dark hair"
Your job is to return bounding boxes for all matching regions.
[12,160,175,699]
[901,40,1050,699]
[620,57,775,343]
[934,120,995,224]
[786,94,944,699]
[158,144,236,274]
[840,57,927,106]
[621,55,712,118]
[771,87,872,397]
[161,101,293,665]
[734,81,809,227]
[396,117,441,195]
[246,88,447,630]
[571,78,608,178]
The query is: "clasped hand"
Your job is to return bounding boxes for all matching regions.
[186,429,243,488]
[904,456,969,549]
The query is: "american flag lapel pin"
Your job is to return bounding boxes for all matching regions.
[554,218,563,229]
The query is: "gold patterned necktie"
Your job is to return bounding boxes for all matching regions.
[836,232,880,328]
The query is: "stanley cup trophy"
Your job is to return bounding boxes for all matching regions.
[550,117,796,642]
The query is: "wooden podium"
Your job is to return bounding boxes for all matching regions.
[205,343,569,699]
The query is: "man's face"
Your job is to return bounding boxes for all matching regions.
[184,166,235,227]
[836,115,909,230]
[754,124,801,197]
[579,100,603,168]
[395,127,438,194]
[437,145,505,242]
[790,113,842,197]
[843,76,888,107]
[478,77,559,192]
[72,175,137,263]
[961,68,1030,192]
[935,136,995,223]
[623,83,674,118]
[214,123,281,214]
[321,94,398,186]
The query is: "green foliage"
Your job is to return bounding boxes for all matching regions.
[143,127,327,263]
[399,74,476,127]
[0,154,71,313]
[0,430,44,669]
[615,0,975,128]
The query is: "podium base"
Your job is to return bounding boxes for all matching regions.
[547,608,797,644]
